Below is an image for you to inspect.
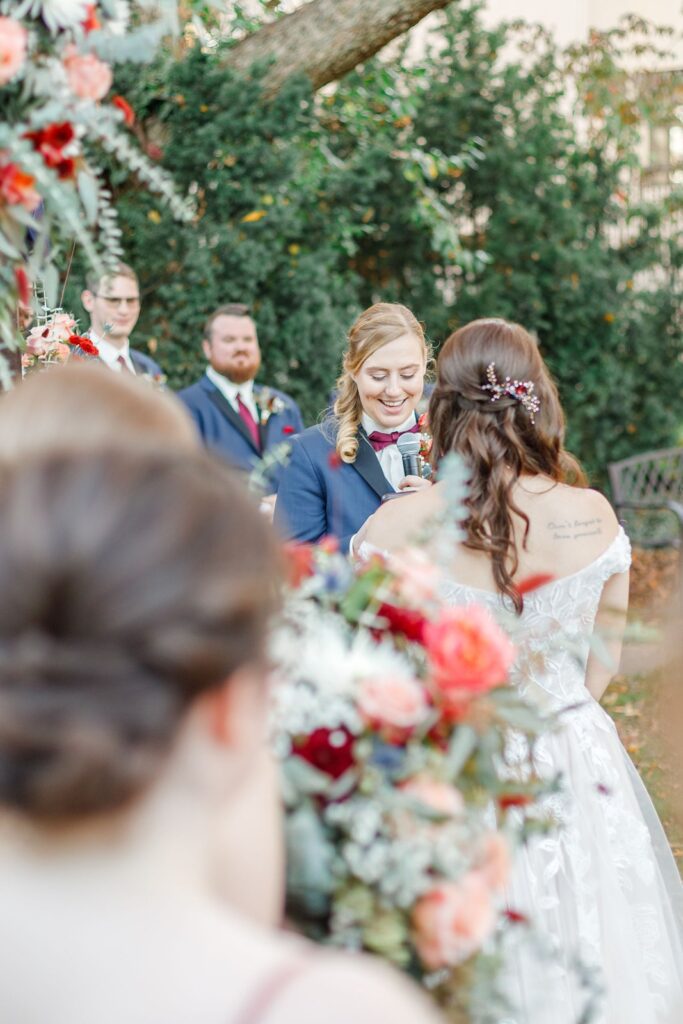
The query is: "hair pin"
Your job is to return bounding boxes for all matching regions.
[481,362,540,423]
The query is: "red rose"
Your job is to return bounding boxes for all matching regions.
[112,95,135,127]
[327,451,342,470]
[497,793,532,810]
[68,334,99,356]
[41,122,75,149]
[55,156,76,180]
[281,424,295,435]
[376,602,427,643]
[14,266,30,305]
[146,143,164,161]
[294,727,355,779]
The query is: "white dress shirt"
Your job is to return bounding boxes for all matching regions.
[205,368,259,423]
[89,331,136,374]
[361,411,418,491]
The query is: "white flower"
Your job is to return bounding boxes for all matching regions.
[35,0,91,31]
[104,0,130,35]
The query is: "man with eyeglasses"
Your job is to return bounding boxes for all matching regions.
[81,262,163,379]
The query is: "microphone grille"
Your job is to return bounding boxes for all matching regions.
[396,432,420,456]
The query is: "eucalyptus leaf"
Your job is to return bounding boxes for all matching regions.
[42,264,59,308]
[78,172,99,226]
[446,724,477,778]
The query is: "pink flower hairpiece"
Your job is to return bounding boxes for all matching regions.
[481,362,540,423]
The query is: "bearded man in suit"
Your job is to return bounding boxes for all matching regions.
[178,303,303,500]
[80,262,164,379]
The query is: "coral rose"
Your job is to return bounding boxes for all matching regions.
[400,776,464,818]
[63,46,112,101]
[0,161,40,210]
[424,605,515,715]
[0,17,27,86]
[358,674,428,740]
[477,832,511,893]
[412,872,496,970]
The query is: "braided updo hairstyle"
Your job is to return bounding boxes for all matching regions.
[0,451,279,821]
[333,303,428,463]
[428,318,585,611]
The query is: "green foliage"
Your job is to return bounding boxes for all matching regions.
[77,3,683,482]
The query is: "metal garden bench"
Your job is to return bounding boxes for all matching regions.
[607,446,683,572]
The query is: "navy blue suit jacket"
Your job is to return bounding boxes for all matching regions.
[274,421,395,551]
[178,374,304,491]
[130,349,164,378]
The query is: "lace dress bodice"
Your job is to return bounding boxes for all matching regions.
[360,528,631,710]
[436,527,632,709]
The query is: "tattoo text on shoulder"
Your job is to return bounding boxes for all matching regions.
[547,517,603,541]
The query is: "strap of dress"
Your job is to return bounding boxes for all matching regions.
[233,959,308,1024]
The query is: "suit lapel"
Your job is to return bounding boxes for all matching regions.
[354,427,393,498]
[205,383,261,453]
[254,387,269,449]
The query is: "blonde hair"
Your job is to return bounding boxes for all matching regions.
[333,303,427,463]
[0,363,197,462]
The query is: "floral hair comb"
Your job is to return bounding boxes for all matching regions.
[481,362,540,423]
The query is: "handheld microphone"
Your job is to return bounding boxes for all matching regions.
[103,321,113,334]
[396,432,421,478]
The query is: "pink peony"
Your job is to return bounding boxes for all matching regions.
[358,674,429,740]
[477,832,511,893]
[0,18,27,86]
[412,872,496,970]
[400,776,464,818]
[424,605,515,716]
[387,547,441,604]
[63,45,112,101]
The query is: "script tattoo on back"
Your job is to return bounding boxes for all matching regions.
[547,517,603,541]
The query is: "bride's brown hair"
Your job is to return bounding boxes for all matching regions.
[428,318,585,611]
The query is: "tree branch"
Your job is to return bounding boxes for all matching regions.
[224,0,456,96]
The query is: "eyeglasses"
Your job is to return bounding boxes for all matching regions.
[95,295,140,308]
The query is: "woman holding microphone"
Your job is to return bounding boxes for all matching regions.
[274,302,431,552]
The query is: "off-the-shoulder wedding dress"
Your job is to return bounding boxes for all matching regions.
[360,528,683,1023]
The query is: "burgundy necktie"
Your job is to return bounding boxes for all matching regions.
[367,422,420,452]
[117,355,133,375]
[237,394,261,450]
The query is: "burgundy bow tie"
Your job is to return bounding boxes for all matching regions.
[367,422,420,452]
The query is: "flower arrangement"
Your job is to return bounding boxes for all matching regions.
[0,0,192,359]
[270,530,564,1022]
[22,304,99,371]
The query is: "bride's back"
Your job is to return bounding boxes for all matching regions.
[366,475,620,594]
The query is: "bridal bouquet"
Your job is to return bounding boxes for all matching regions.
[271,535,560,1022]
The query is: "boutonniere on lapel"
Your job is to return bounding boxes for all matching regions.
[255,387,286,426]
[139,371,167,389]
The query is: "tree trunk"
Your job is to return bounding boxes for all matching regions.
[225,0,455,96]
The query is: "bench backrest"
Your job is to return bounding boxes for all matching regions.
[608,446,683,548]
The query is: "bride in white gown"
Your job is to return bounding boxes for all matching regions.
[360,318,683,1024]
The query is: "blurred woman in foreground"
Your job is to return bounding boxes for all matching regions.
[0,370,440,1024]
